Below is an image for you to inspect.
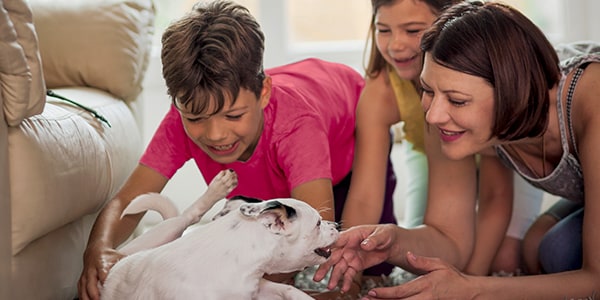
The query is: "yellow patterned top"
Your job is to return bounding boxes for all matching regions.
[388,65,425,153]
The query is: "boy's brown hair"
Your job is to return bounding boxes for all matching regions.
[421,1,560,141]
[161,0,265,115]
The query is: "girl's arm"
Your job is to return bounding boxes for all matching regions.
[341,74,400,229]
[291,178,336,222]
[464,155,513,275]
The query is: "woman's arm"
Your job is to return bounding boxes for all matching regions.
[351,126,480,271]
[342,74,400,229]
[464,155,514,275]
[469,63,600,298]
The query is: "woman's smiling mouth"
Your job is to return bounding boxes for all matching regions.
[439,128,464,142]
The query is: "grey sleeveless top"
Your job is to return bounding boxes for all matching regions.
[495,42,600,203]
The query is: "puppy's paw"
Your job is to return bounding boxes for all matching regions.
[205,169,238,201]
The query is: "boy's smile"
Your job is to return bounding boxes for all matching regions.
[176,80,271,164]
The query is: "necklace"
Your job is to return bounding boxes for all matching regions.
[509,134,547,178]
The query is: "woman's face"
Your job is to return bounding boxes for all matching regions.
[420,53,498,160]
[374,0,438,81]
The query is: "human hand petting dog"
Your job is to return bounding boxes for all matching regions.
[78,169,238,300]
[314,224,479,299]
[313,224,398,292]
[78,245,124,300]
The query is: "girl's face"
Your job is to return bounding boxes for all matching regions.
[177,79,271,164]
[420,53,498,160]
[375,0,438,82]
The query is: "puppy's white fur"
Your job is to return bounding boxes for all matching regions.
[102,170,338,300]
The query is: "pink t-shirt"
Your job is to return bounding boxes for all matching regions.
[140,58,363,199]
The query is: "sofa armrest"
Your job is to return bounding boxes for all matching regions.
[31,0,155,103]
[0,0,45,127]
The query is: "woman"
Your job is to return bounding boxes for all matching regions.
[315,1,600,298]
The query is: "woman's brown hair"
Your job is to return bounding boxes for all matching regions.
[420,1,560,140]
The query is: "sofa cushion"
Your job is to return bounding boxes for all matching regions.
[30,0,155,103]
[0,0,45,126]
[9,87,142,255]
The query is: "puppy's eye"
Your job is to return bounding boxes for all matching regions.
[316,220,321,227]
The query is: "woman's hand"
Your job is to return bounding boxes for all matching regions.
[363,252,476,299]
[314,224,399,292]
[78,245,125,300]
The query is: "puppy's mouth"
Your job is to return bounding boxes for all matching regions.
[314,247,332,259]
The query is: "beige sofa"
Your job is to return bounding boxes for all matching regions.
[0,0,155,299]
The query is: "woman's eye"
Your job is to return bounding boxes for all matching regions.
[449,99,466,106]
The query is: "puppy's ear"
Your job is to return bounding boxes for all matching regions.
[212,195,264,220]
[240,200,297,234]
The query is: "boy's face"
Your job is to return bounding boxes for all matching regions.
[177,78,271,164]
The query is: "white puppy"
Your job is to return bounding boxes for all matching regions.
[102,169,339,299]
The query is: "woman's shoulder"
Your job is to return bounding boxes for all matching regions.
[575,62,600,123]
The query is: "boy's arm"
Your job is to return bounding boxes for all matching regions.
[464,155,513,275]
[78,164,168,300]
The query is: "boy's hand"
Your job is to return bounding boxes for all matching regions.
[78,245,125,300]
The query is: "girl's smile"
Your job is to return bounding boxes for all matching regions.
[392,54,419,69]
